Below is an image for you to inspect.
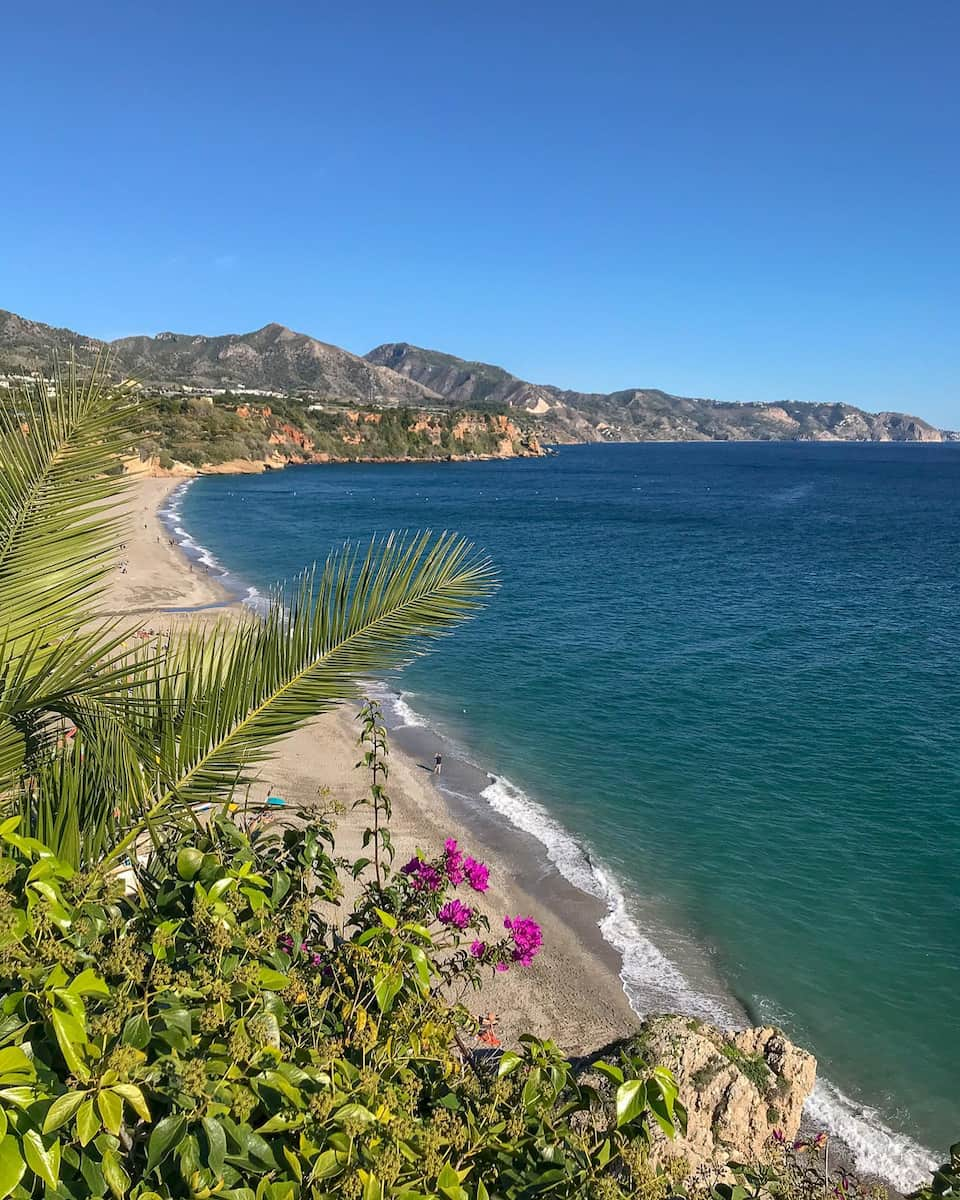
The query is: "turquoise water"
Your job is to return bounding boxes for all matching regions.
[174,443,960,1186]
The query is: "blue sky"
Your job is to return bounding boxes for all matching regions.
[2,1,958,424]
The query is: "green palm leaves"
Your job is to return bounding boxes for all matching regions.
[107,534,495,862]
[0,367,496,868]
[0,360,141,652]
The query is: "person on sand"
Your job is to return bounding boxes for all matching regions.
[434,752,442,775]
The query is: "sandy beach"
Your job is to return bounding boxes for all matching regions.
[105,474,639,1055]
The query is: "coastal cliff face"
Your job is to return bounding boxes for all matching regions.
[125,402,542,475]
[592,1016,817,1180]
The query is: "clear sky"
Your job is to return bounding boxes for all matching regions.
[2,1,958,424]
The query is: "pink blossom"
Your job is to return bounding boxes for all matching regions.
[495,961,509,972]
[463,856,489,893]
[503,915,543,967]
[438,899,473,930]
[444,838,465,886]
[469,940,486,958]
[401,856,442,892]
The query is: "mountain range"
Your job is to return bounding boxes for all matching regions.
[0,307,948,443]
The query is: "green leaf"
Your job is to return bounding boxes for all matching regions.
[112,1083,151,1123]
[147,1115,185,1171]
[51,1006,88,1080]
[67,968,111,997]
[101,1147,130,1199]
[121,1013,151,1049]
[591,1060,624,1086]
[256,967,289,991]
[615,1078,648,1127]
[0,1047,33,1084]
[97,1089,123,1135]
[22,1130,60,1189]
[43,1090,86,1133]
[497,1051,523,1078]
[281,1145,302,1182]
[76,1098,99,1146]
[407,945,431,990]
[203,1117,227,1174]
[333,1103,376,1127]
[0,1136,25,1200]
[373,968,402,1014]
[312,1149,345,1179]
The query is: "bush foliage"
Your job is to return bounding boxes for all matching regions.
[0,772,684,1200]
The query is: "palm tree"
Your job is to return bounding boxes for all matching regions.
[0,365,495,869]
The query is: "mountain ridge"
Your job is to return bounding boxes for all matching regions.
[365,341,948,443]
[0,308,948,443]
[0,310,440,406]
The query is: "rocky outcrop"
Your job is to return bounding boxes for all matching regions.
[590,1016,816,1180]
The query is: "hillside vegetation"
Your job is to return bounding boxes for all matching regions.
[0,310,948,462]
[137,395,541,471]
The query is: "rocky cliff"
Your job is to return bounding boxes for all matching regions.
[367,342,947,443]
[587,1016,817,1183]
[129,399,542,474]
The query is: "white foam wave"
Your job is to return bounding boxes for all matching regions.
[157,480,265,613]
[806,1078,937,1191]
[382,691,428,728]
[478,771,940,1187]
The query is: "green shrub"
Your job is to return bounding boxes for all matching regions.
[0,759,685,1198]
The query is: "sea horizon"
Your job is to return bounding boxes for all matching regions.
[165,441,960,1189]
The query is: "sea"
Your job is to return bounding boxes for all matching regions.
[166,442,960,1189]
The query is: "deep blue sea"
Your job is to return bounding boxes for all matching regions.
[171,443,960,1187]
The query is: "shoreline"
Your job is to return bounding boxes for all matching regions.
[115,473,938,1190]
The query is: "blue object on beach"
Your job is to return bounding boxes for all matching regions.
[266,795,286,807]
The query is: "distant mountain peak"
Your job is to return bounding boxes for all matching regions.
[0,309,439,405]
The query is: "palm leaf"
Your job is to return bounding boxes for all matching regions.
[105,531,496,863]
[0,358,142,656]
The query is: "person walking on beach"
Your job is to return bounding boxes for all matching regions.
[434,752,442,775]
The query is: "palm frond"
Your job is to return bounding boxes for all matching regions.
[105,531,496,863]
[0,357,143,654]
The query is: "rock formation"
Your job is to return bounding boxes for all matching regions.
[589,1016,816,1180]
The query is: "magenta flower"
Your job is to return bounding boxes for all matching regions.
[401,856,443,892]
[495,960,509,972]
[444,838,465,886]
[469,940,486,958]
[438,899,473,930]
[463,856,489,893]
[503,915,543,966]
